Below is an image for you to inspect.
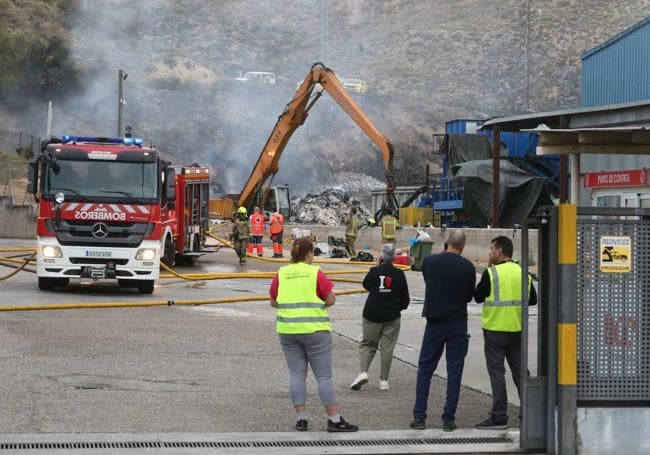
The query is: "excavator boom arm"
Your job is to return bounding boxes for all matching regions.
[238,63,396,212]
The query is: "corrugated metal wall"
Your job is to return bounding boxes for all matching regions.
[581,16,650,107]
[580,155,650,174]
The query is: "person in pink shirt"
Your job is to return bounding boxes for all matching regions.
[269,237,358,433]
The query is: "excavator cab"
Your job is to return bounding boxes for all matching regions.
[257,184,291,220]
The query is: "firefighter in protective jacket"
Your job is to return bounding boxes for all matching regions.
[232,207,250,265]
[380,209,398,244]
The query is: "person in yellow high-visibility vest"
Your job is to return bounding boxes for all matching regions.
[380,209,398,244]
[474,236,537,430]
[269,237,359,433]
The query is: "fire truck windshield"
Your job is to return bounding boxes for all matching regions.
[46,160,158,200]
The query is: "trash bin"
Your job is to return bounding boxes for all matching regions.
[409,239,435,271]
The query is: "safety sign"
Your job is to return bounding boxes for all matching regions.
[600,236,632,273]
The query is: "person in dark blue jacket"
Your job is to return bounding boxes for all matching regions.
[410,230,476,432]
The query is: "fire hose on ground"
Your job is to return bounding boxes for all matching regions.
[0,253,36,280]
[0,288,367,312]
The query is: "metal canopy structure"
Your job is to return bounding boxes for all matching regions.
[482,99,650,131]
[479,100,650,220]
[533,127,650,155]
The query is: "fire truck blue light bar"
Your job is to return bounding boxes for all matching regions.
[62,135,144,145]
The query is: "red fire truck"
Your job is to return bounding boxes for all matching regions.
[27,135,210,294]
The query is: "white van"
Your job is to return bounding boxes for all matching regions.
[338,76,368,95]
[235,71,276,84]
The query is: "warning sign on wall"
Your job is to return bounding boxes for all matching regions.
[600,236,632,273]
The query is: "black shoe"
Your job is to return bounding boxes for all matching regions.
[327,417,358,433]
[295,419,308,431]
[475,415,508,430]
[409,419,425,430]
[442,420,456,432]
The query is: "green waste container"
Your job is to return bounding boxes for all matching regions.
[409,239,435,271]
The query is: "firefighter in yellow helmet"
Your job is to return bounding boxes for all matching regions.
[231,207,250,265]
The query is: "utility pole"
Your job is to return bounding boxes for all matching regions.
[46,101,53,138]
[321,1,328,63]
[525,0,531,111]
[117,69,127,137]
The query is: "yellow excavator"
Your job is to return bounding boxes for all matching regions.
[209,62,397,220]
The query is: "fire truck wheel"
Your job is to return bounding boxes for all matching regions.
[137,280,155,294]
[162,236,176,267]
[38,277,69,290]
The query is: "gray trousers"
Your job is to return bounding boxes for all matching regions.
[359,317,401,380]
[483,329,522,419]
[279,331,336,407]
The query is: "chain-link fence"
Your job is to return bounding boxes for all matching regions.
[0,130,39,207]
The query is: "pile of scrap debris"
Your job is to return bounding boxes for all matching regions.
[291,172,383,225]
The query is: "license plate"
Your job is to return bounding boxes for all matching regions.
[85,250,112,258]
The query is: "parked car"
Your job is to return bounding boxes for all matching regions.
[338,76,368,95]
[235,71,276,84]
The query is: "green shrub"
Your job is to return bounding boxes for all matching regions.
[0,30,78,99]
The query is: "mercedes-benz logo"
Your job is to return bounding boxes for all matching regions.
[91,222,109,239]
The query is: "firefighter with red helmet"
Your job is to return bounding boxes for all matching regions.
[270,211,285,258]
[247,206,265,257]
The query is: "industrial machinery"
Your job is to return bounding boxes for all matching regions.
[210,62,397,220]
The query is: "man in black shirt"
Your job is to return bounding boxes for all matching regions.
[350,243,410,392]
[410,230,476,432]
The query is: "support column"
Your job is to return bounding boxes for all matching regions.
[557,204,577,454]
[569,154,580,205]
[491,126,501,227]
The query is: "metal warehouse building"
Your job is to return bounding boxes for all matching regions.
[579,15,650,206]
[581,16,650,107]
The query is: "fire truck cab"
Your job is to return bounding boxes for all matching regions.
[28,135,209,294]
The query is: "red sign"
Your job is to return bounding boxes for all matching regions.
[584,169,648,188]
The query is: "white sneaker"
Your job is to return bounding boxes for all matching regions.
[378,380,390,391]
[350,372,369,390]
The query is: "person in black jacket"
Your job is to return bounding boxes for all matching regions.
[410,230,476,432]
[350,243,410,392]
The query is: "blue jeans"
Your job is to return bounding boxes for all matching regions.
[413,319,469,422]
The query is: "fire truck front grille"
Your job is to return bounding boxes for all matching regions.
[69,258,129,265]
[55,221,149,247]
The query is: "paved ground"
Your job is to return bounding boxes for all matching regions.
[0,235,530,445]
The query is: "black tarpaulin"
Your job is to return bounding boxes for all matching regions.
[451,160,553,227]
[439,134,493,175]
